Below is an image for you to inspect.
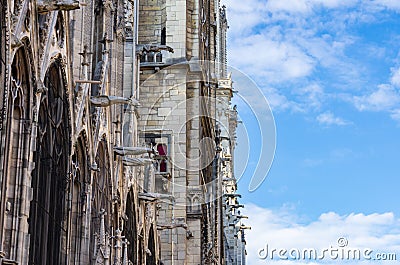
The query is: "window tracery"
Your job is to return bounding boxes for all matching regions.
[29,60,70,265]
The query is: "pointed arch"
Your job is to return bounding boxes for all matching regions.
[90,137,113,264]
[146,224,156,265]
[29,58,71,265]
[124,188,138,264]
[70,133,89,263]
[1,43,34,260]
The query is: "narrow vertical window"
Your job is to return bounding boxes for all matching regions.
[146,225,156,264]
[29,61,70,265]
[1,46,31,260]
[123,190,137,264]
[161,27,166,45]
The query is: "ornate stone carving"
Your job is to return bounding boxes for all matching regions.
[102,0,115,12]
[145,204,153,224]
[123,0,134,38]
[10,33,23,49]
[94,209,110,264]
[112,229,124,264]
[54,13,65,48]
[38,12,52,63]
[187,188,204,215]
[74,46,92,131]
[11,0,24,30]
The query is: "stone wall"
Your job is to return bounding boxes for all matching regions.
[0,1,158,264]
[0,1,246,264]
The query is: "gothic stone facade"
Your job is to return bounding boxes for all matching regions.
[0,1,247,264]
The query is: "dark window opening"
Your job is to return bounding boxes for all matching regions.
[123,190,138,264]
[147,52,154,63]
[161,27,166,45]
[70,136,88,264]
[156,52,162,63]
[29,61,69,265]
[146,225,156,265]
[140,52,147,63]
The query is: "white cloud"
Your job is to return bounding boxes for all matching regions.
[264,0,400,14]
[229,34,316,82]
[224,0,366,87]
[353,84,400,112]
[349,68,400,122]
[390,109,400,122]
[266,0,311,14]
[224,0,268,37]
[317,111,349,126]
[390,67,400,87]
[312,0,359,9]
[262,87,296,112]
[265,0,359,14]
[242,204,400,265]
[224,0,363,87]
[371,0,400,11]
[294,84,325,111]
[222,0,400,123]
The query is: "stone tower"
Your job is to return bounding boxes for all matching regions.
[136,0,247,264]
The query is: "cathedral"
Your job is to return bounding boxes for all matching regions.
[0,1,248,264]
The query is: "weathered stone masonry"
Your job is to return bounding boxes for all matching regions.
[0,1,247,264]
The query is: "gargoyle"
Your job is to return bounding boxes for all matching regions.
[114,146,154,156]
[37,0,80,13]
[90,95,140,107]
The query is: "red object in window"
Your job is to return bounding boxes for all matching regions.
[160,159,167,172]
[157,144,167,156]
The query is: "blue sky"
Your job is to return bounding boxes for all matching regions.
[221,0,400,264]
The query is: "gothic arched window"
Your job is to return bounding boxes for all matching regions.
[123,189,137,264]
[90,139,113,264]
[70,135,88,263]
[29,60,70,265]
[91,1,105,98]
[1,46,32,259]
[161,27,166,45]
[146,225,156,265]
